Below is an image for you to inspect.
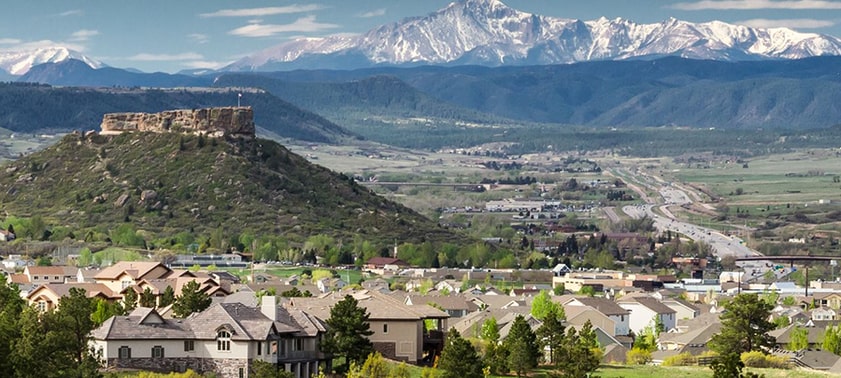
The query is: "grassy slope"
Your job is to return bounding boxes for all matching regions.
[0,132,461,246]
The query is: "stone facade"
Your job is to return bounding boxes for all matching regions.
[107,357,248,378]
[100,107,255,138]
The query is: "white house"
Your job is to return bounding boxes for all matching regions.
[563,297,630,336]
[617,296,677,335]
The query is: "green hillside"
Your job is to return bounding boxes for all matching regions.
[0,132,460,248]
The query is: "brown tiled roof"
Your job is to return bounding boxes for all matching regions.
[288,290,448,321]
[365,257,408,267]
[26,266,75,276]
[8,273,29,284]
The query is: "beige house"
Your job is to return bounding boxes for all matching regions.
[94,261,172,293]
[91,296,327,378]
[27,282,118,311]
[22,265,77,285]
[287,290,449,364]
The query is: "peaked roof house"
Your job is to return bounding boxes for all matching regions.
[91,296,327,378]
[563,296,631,336]
[617,296,677,335]
[27,282,119,311]
[94,261,172,293]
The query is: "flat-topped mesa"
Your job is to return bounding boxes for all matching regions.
[100,107,255,138]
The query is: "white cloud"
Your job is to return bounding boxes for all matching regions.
[188,33,209,44]
[670,0,841,10]
[58,9,83,17]
[735,18,836,28]
[0,38,21,44]
[181,60,229,69]
[200,5,324,18]
[358,8,386,18]
[229,15,339,37]
[70,29,99,42]
[127,52,204,61]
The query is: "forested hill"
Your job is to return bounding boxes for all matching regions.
[0,132,461,249]
[0,83,355,143]
[212,73,510,125]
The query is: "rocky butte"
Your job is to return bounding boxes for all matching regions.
[99,107,255,137]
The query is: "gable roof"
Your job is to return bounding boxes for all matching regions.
[94,261,170,280]
[619,296,677,315]
[287,290,448,321]
[565,297,629,316]
[27,282,117,300]
[365,257,408,267]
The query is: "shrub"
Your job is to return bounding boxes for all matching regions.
[661,352,696,366]
[740,351,790,369]
[626,347,652,365]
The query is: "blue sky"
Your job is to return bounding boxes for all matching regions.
[2,0,841,73]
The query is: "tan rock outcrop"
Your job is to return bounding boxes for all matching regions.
[100,107,255,137]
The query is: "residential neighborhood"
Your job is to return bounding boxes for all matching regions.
[6,254,841,377]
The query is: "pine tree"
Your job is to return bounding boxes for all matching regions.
[537,305,566,364]
[320,295,374,370]
[438,328,483,378]
[504,315,540,377]
[0,275,25,374]
[710,293,775,355]
[123,288,138,313]
[159,285,176,307]
[139,287,156,308]
[172,280,212,318]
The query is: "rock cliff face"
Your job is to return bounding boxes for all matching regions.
[100,107,255,137]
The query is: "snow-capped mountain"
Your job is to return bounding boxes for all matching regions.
[226,0,841,71]
[0,46,103,76]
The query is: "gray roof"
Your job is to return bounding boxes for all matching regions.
[566,297,629,316]
[619,296,676,315]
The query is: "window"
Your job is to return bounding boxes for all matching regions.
[33,276,38,280]
[118,346,131,359]
[184,340,194,352]
[279,340,286,356]
[238,367,244,378]
[383,323,389,333]
[294,338,304,351]
[36,301,46,312]
[217,330,231,351]
[151,345,164,358]
[257,341,262,356]
[620,315,624,322]
[121,280,132,289]
[54,276,59,281]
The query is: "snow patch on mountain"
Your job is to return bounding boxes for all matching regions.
[226,0,841,71]
[0,46,103,76]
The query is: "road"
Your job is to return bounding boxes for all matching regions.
[617,173,787,283]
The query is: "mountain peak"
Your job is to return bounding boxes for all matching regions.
[226,1,841,71]
[0,46,103,76]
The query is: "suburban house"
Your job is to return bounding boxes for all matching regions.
[563,297,630,336]
[364,257,409,271]
[21,265,77,285]
[91,296,327,378]
[403,294,475,318]
[617,296,677,335]
[95,261,173,293]
[27,282,119,311]
[128,274,231,306]
[287,290,449,364]
[661,298,700,321]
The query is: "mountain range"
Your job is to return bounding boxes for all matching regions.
[227,0,841,71]
[4,0,841,77]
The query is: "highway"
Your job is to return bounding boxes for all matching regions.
[617,173,787,283]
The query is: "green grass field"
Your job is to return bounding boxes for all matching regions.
[671,150,841,205]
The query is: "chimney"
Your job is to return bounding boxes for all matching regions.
[261,294,277,321]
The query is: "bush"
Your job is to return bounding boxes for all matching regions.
[661,352,696,366]
[626,347,652,365]
[740,351,790,369]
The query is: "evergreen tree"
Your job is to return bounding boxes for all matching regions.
[172,280,212,318]
[554,326,600,378]
[320,295,374,370]
[504,315,540,377]
[10,307,50,378]
[43,287,102,378]
[438,328,483,378]
[710,293,775,355]
[123,288,138,312]
[91,298,124,326]
[159,285,176,307]
[537,305,566,364]
[139,287,156,308]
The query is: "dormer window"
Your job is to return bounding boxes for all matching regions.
[217,330,231,351]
